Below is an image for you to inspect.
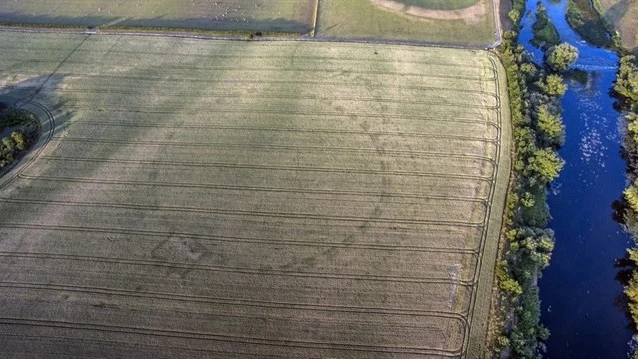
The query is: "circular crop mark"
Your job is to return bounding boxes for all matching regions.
[0,99,54,189]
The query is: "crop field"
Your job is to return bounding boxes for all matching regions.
[598,0,638,49]
[0,32,510,358]
[0,0,316,34]
[316,0,498,45]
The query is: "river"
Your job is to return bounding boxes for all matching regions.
[517,0,634,357]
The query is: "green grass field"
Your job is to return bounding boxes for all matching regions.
[598,0,638,50]
[316,0,497,45]
[0,0,316,33]
[0,32,510,358]
[0,0,499,45]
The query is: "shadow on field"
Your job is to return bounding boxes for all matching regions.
[0,73,74,141]
[0,12,311,34]
[603,0,630,25]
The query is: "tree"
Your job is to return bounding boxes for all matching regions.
[625,184,638,213]
[627,113,638,143]
[615,55,638,102]
[538,74,567,96]
[545,43,579,72]
[527,147,564,183]
[536,105,564,147]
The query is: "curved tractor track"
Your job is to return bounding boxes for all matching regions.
[0,34,510,358]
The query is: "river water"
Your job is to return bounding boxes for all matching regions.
[517,0,633,357]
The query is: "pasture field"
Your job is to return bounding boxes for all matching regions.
[316,0,498,45]
[0,32,510,358]
[598,0,638,49]
[0,0,316,34]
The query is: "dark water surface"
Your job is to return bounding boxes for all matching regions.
[518,0,633,357]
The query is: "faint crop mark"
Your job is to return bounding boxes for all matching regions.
[151,236,220,278]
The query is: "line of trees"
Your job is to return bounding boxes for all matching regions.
[616,54,638,359]
[491,2,578,357]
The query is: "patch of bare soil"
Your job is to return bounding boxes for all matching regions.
[370,0,486,22]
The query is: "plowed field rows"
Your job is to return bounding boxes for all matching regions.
[0,33,510,358]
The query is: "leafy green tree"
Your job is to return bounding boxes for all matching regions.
[627,113,638,143]
[538,74,567,96]
[625,184,638,213]
[545,43,579,72]
[615,56,638,102]
[509,9,521,24]
[527,147,564,184]
[497,260,524,296]
[626,271,638,330]
[536,105,564,146]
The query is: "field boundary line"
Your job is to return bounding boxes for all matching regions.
[0,198,488,227]
[51,138,498,162]
[0,333,291,358]
[464,54,510,358]
[0,46,494,70]
[52,80,496,95]
[17,175,494,205]
[0,222,484,254]
[58,125,500,144]
[55,88,500,105]
[65,108,502,128]
[0,58,498,81]
[15,172,491,203]
[0,281,469,319]
[0,25,498,50]
[54,133,500,146]
[0,252,478,284]
[0,317,465,356]
[57,91,500,108]
[35,155,496,182]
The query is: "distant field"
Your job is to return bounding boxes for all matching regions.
[316,0,497,45]
[0,0,316,33]
[598,0,638,49]
[0,33,509,358]
[397,0,480,11]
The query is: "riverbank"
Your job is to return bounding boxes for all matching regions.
[488,3,570,355]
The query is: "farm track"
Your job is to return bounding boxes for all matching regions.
[63,109,501,127]
[0,34,509,358]
[0,222,483,253]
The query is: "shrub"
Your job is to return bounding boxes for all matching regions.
[10,131,26,151]
[1,136,15,151]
